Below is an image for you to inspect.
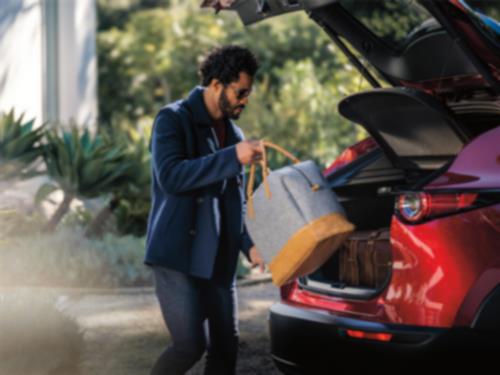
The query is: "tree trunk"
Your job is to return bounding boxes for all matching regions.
[84,197,120,239]
[43,193,73,232]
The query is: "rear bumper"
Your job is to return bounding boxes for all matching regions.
[269,302,497,374]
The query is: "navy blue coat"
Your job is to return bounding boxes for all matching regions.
[144,86,254,281]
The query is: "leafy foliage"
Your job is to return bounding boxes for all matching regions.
[88,127,152,237]
[41,125,130,198]
[96,0,368,169]
[38,125,133,231]
[95,0,375,234]
[243,60,369,170]
[0,109,45,180]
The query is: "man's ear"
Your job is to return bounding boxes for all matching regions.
[210,78,224,94]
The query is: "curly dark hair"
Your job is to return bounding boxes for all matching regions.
[199,45,259,86]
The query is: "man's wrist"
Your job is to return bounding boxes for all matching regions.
[231,144,244,167]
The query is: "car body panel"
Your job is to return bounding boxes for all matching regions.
[270,301,498,372]
[285,204,500,328]
[322,137,378,176]
[455,268,500,327]
[338,88,469,171]
[389,206,500,327]
[425,125,500,190]
[447,0,500,76]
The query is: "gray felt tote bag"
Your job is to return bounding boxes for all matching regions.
[245,141,355,287]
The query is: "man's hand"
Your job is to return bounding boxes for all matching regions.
[248,245,266,273]
[236,140,263,165]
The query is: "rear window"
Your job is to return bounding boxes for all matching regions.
[338,0,436,50]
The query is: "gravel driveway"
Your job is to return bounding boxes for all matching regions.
[62,278,283,375]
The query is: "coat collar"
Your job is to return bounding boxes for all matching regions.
[185,85,214,127]
[185,85,241,147]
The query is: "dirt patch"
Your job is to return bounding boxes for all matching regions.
[62,282,282,374]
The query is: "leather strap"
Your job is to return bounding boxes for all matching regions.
[246,140,301,219]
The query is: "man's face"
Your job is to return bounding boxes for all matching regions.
[218,72,253,120]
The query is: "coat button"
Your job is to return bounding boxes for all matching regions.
[189,229,196,236]
[196,197,204,204]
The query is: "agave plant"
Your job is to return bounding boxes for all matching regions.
[0,109,46,181]
[85,128,151,238]
[37,124,132,232]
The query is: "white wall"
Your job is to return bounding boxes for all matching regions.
[0,0,97,130]
[0,0,44,125]
[0,0,98,212]
[58,0,97,129]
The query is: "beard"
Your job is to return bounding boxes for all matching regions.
[219,88,245,120]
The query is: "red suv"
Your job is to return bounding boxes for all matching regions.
[205,0,500,373]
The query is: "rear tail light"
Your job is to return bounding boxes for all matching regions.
[280,279,298,301]
[396,192,479,223]
[344,329,393,342]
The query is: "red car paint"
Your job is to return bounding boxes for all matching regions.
[283,125,500,328]
[426,126,500,190]
[322,137,378,176]
[449,0,500,78]
[282,202,500,328]
[281,120,500,336]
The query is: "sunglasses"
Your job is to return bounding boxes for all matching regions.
[225,84,252,101]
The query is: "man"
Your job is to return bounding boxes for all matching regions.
[144,45,265,375]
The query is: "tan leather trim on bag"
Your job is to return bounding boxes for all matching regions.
[268,212,356,287]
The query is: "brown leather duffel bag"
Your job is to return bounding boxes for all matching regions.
[339,229,392,288]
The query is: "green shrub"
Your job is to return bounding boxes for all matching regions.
[114,197,150,237]
[38,124,137,232]
[0,226,151,288]
[0,291,84,375]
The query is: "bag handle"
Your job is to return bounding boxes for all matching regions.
[246,140,302,219]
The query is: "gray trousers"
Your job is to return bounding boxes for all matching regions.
[150,265,239,375]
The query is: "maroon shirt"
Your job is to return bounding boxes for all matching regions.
[212,120,226,148]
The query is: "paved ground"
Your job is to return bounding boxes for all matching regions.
[61,275,283,375]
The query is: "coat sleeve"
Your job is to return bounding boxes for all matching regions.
[151,109,242,195]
